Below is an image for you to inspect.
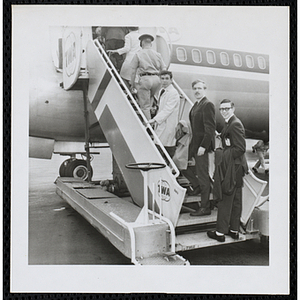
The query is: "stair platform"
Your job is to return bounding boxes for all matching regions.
[56,177,141,223]
[55,177,189,264]
[175,231,247,252]
[136,253,189,265]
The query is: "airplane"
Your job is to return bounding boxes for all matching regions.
[27,26,270,263]
[29,26,269,181]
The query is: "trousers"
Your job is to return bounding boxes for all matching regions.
[137,75,160,120]
[181,166,199,188]
[216,186,242,233]
[106,39,125,72]
[195,153,211,209]
[156,145,176,166]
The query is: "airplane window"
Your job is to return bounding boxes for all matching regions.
[176,47,187,62]
[233,54,242,67]
[258,56,266,69]
[206,50,216,64]
[246,55,254,68]
[192,49,202,63]
[220,52,229,66]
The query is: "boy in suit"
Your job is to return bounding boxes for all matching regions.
[207,99,248,242]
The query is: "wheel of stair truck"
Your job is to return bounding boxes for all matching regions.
[260,234,269,249]
[64,159,93,181]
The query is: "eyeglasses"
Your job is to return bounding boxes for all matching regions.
[219,107,232,112]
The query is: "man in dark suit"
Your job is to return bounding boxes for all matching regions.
[101,27,128,72]
[207,99,248,242]
[188,80,216,216]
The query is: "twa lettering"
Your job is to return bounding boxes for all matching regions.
[157,180,170,202]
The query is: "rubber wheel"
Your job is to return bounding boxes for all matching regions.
[65,159,93,181]
[59,158,73,177]
[260,235,269,249]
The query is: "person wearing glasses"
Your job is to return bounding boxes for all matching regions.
[188,79,216,216]
[207,99,248,242]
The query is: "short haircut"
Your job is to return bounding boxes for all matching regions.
[95,27,102,35]
[159,70,173,79]
[220,99,234,107]
[192,79,207,89]
[140,38,152,47]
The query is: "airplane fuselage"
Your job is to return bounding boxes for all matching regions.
[29,27,269,158]
[169,44,269,134]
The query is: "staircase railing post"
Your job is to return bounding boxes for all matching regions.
[82,82,92,182]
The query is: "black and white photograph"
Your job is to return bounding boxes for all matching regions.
[11,5,289,294]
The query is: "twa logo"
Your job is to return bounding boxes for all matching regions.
[157,180,170,202]
[64,32,77,77]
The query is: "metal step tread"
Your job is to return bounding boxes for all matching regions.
[175,231,247,252]
[184,193,214,203]
[75,186,119,199]
[57,177,93,188]
[183,195,200,203]
[136,253,189,265]
[177,209,218,227]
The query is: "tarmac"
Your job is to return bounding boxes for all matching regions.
[29,143,269,265]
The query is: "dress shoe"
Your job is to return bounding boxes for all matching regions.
[187,185,201,196]
[207,231,225,242]
[190,207,211,217]
[265,169,269,174]
[225,230,239,240]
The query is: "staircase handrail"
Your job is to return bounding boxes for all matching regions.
[94,39,180,177]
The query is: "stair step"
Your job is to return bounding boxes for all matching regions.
[135,253,189,265]
[183,193,214,203]
[175,231,246,252]
[177,209,218,227]
[183,195,200,203]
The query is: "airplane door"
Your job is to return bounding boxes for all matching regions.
[62,27,82,90]
[156,35,171,69]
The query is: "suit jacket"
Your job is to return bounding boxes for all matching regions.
[154,84,180,147]
[213,148,237,199]
[101,27,127,41]
[172,120,192,170]
[221,114,248,185]
[117,31,141,81]
[213,115,248,199]
[189,97,216,157]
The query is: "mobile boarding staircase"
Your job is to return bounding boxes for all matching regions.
[56,38,268,265]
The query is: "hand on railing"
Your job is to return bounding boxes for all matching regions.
[130,87,137,95]
[107,49,117,54]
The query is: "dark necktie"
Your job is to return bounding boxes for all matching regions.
[159,89,165,98]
